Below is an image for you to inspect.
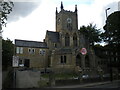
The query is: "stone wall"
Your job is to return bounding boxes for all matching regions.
[16,70,40,88]
[16,47,48,68]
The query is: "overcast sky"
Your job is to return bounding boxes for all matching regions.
[2,0,120,43]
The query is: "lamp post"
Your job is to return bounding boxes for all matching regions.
[105,8,110,20]
[0,8,2,90]
[105,8,113,82]
[0,7,2,37]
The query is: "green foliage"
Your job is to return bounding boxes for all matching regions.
[102,11,120,70]
[102,11,120,44]
[38,80,49,87]
[0,1,14,28]
[80,23,101,46]
[2,38,14,70]
[2,67,13,88]
[55,73,78,80]
[41,73,78,80]
[41,73,49,78]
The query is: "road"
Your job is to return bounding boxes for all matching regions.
[85,81,120,88]
[52,80,120,88]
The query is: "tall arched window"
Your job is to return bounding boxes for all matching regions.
[65,33,70,46]
[85,55,90,67]
[76,54,81,67]
[67,23,72,30]
[73,33,77,47]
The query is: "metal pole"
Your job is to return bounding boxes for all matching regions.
[0,9,2,37]
[0,8,2,90]
[105,8,113,82]
[13,68,16,88]
[105,8,110,20]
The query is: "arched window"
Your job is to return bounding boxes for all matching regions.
[65,33,70,46]
[67,23,72,30]
[73,33,77,47]
[85,55,90,67]
[76,54,81,66]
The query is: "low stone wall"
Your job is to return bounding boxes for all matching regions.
[16,70,40,88]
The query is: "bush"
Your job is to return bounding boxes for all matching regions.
[38,80,49,87]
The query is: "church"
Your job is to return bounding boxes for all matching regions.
[15,2,99,74]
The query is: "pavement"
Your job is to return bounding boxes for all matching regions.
[50,80,120,88]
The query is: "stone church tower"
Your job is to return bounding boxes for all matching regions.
[45,2,97,73]
[56,2,79,48]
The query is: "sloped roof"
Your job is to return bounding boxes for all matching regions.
[46,31,60,43]
[15,39,47,48]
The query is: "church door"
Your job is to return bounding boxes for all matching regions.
[85,55,90,67]
[76,54,81,67]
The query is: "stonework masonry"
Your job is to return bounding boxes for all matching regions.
[15,2,100,75]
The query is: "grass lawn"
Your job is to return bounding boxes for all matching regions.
[41,73,78,80]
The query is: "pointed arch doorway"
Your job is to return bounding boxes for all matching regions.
[85,55,90,68]
[76,54,81,67]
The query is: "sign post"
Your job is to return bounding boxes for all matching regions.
[12,56,19,88]
[80,48,87,69]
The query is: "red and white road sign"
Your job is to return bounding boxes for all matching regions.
[80,48,87,55]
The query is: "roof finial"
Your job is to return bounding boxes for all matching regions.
[60,1,64,10]
[75,5,77,12]
[56,7,58,14]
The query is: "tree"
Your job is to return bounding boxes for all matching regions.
[102,11,120,76]
[102,11,120,45]
[0,0,14,32]
[80,23,101,46]
[2,39,14,88]
[2,38,14,70]
[0,1,14,70]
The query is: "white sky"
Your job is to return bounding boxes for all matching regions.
[2,0,120,43]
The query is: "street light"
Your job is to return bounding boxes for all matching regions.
[105,7,113,82]
[105,7,110,42]
[105,8,110,19]
[0,6,2,37]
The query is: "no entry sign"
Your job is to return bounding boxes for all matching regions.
[80,48,87,55]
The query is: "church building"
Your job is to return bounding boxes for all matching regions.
[15,2,99,74]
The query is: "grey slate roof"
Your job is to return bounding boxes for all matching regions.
[46,31,59,43]
[15,39,47,48]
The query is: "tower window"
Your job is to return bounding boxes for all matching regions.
[60,55,67,64]
[67,23,72,30]
[57,18,60,25]
[65,33,70,47]
[73,33,77,47]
